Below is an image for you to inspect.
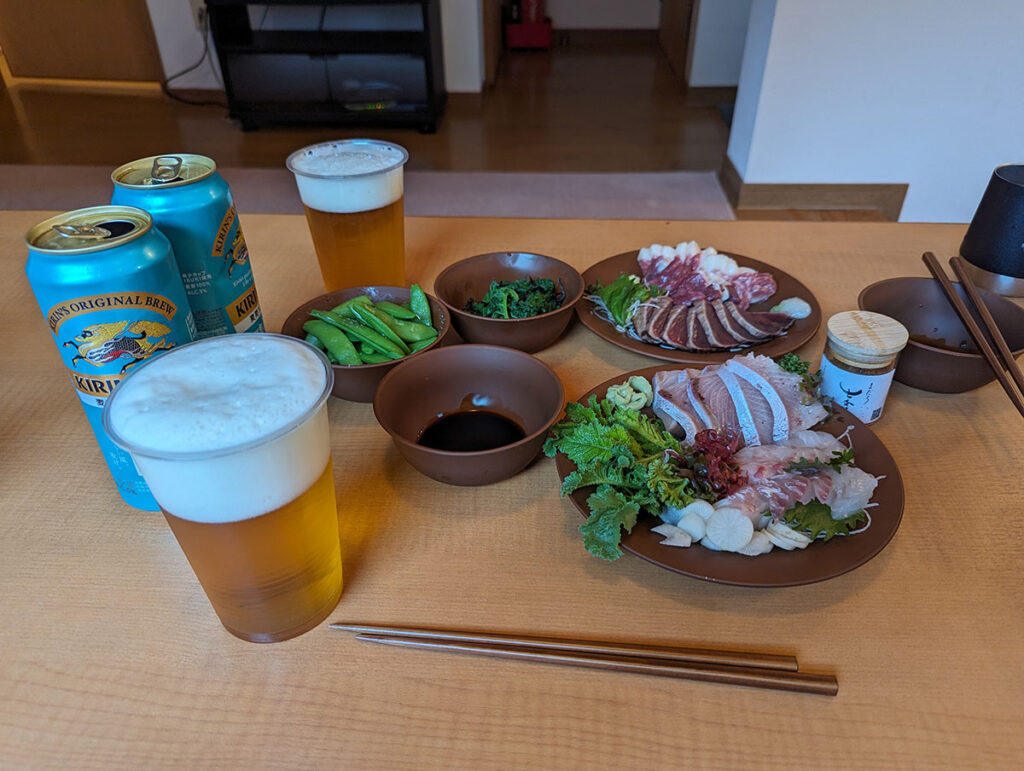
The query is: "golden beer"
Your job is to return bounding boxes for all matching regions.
[302,197,405,289]
[287,139,408,291]
[163,462,341,642]
[103,333,342,643]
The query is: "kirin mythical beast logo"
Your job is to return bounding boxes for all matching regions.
[225,230,249,278]
[63,320,174,374]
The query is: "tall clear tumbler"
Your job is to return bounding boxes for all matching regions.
[286,138,409,291]
[103,334,342,643]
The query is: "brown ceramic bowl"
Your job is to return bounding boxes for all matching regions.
[433,252,585,353]
[858,276,1024,393]
[281,286,453,402]
[373,344,565,486]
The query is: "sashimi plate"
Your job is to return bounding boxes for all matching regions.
[576,250,822,364]
[553,366,905,587]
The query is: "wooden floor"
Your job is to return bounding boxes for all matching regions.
[0,40,882,221]
[0,40,732,173]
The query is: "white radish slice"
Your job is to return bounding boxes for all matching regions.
[704,507,755,552]
[766,531,798,550]
[660,532,693,548]
[700,535,723,551]
[677,512,706,542]
[737,531,774,556]
[766,521,812,547]
[681,499,715,521]
[660,506,685,525]
[652,523,685,538]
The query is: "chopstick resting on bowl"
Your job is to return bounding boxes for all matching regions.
[922,252,1024,418]
[330,622,837,696]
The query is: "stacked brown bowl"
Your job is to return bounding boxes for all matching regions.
[281,286,453,402]
[433,252,585,353]
[858,276,1024,393]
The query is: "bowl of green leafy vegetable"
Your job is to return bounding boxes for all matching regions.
[433,252,585,353]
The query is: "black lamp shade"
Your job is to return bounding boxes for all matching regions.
[960,164,1024,280]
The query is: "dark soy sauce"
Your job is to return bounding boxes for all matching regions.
[417,410,526,452]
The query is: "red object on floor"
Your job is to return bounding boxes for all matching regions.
[521,0,543,23]
[506,19,552,50]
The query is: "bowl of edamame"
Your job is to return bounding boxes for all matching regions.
[282,285,454,402]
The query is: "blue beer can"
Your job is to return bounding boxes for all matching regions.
[111,154,265,338]
[24,206,197,510]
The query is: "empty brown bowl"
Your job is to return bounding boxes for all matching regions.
[858,276,1024,393]
[281,286,453,402]
[433,252,585,353]
[373,344,565,486]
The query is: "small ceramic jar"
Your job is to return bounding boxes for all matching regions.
[819,310,909,423]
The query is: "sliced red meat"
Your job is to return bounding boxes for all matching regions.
[660,304,691,349]
[694,299,740,350]
[687,307,715,351]
[710,299,762,344]
[643,296,675,343]
[731,272,777,309]
[730,306,795,337]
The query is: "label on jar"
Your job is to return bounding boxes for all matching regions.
[819,355,895,423]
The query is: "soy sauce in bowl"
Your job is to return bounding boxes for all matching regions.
[417,410,526,452]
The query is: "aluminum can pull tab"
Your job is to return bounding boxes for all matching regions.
[148,156,183,184]
[52,223,112,239]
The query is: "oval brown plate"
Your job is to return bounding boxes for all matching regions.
[553,365,905,587]
[576,250,822,364]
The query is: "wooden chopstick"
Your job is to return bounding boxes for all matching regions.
[949,255,1024,397]
[352,633,838,696]
[329,622,798,671]
[922,252,1024,418]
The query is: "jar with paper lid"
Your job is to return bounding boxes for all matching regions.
[819,310,909,423]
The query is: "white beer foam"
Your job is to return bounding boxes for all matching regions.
[107,335,331,524]
[290,142,404,214]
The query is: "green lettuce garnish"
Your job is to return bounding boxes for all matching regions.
[585,274,662,329]
[544,396,696,560]
[779,500,866,541]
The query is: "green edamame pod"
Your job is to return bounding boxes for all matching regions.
[302,319,362,366]
[304,332,327,352]
[358,349,391,364]
[409,337,437,353]
[409,284,432,327]
[375,301,418,320]
[350,304,411,354]
[333,318,406,359]
[388,316,438,343]
[308,308,348,329]
[330,295,374,317]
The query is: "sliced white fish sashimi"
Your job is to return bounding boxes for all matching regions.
[735,430,846,481]
[822,466,878,518]
[650,354,827,448]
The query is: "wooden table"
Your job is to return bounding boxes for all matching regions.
[2,212,1022,769]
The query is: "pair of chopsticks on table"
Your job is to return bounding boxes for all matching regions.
[331,623,838,696]
[922,252,1024,418]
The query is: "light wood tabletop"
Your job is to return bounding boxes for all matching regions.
[2,212,1022,769]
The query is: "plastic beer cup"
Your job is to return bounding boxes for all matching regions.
[286,139,409,291]
[103,333,342,642]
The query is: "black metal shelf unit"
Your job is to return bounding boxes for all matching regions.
[206,1,446,132]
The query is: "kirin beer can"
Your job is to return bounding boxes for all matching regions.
[111,154,265,338]
[24,206,197,510]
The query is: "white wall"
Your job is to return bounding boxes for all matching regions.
[147,0,485,93]
[439,0,484,92]
[686,0,752,87]
[145,0,221,89]
[727,0,1024,222]
[546,0,660,29]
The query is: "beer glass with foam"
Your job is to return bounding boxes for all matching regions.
[286,139,409,291]
[103,334,342,643]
